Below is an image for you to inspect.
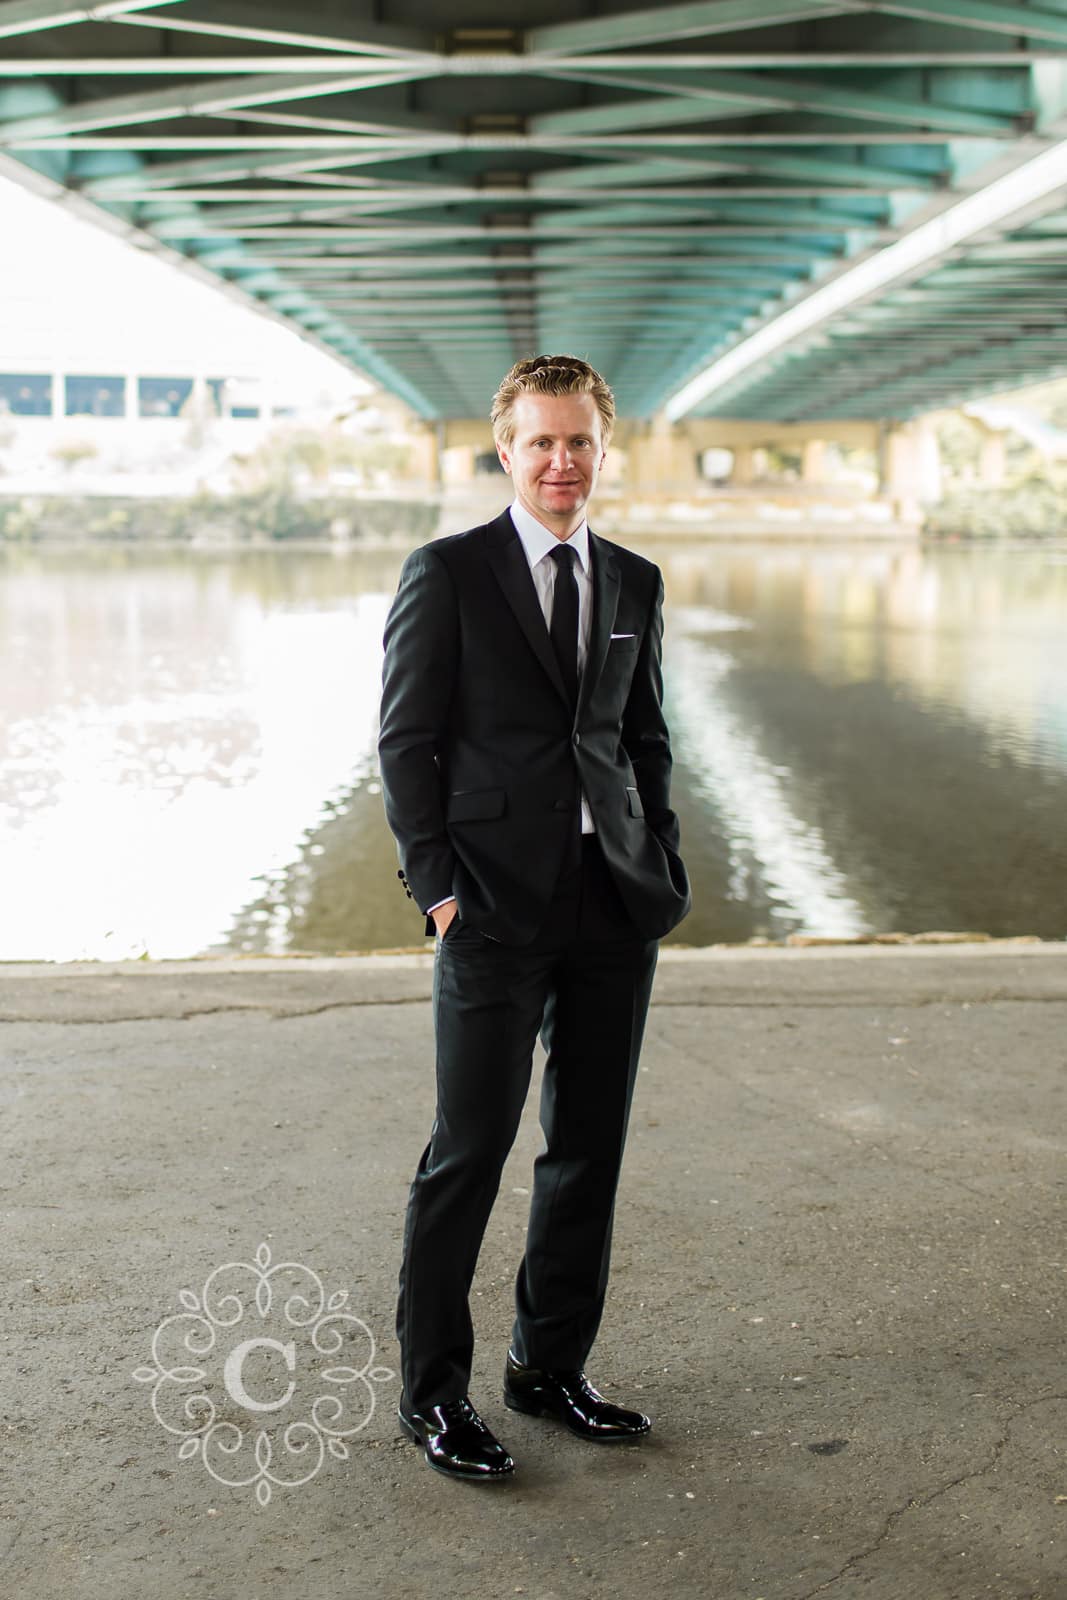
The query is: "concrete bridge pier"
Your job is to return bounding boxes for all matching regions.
[628,415,703,493]
[878,418,943,522]
[801,438,828,485]
[730,444,756,486]
[407,423,442,487]
[412,413,956,534]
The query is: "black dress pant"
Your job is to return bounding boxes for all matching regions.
[395,836,658,1411]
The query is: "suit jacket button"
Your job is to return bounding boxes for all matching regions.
[572,732,580,747]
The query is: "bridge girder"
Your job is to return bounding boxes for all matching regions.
[2,0,1067,422]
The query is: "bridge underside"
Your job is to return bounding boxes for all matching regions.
[2,1,1067,423]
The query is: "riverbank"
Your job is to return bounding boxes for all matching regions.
[0,485,918,544]
[2,941,1064,1600]
[6,478,1067,545]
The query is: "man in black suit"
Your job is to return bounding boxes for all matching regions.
[378,354,690,1481]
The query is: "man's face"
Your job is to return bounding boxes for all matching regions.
[496,392,606,534]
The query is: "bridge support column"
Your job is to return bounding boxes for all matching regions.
[879,425,909,508]
[731,445,756,485]
[801,438,827,484]
[630,416,701,492]
[408,425,441,486]
[879,420,941,520]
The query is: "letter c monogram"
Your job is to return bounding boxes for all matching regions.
[223,1338,297,1412]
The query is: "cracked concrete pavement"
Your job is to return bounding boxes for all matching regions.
[1,942,1065,1600]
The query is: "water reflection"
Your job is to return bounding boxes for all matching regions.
[0,548,394,958]
[658,542,1067,943]
[666,622,866,939]
[1,538,1065,959]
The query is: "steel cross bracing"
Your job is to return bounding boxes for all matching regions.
[2,0,1066,422]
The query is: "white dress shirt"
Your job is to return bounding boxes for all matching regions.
[508,500,595,835]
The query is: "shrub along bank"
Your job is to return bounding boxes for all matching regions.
[923,477,1067,539]
[0,490,439,545]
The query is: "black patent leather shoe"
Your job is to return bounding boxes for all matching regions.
[503,1351,652,1441]
[398,1398,515,1481]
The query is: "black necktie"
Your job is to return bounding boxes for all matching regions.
[548,543,580,705]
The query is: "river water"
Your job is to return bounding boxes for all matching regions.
[1,537,1065,960]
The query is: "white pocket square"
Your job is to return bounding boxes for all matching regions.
[610,631,636,639]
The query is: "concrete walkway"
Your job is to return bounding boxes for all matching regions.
[1,943,1064,1600]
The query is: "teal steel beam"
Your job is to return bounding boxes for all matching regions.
[367,338,522,347]
[317,301,770,321]
[110,0,435,57]
[877,0,1067,47]
[0,70,435,139]
[20,44,1043,75]
[0,0,186,40]
[83,183,913,205]
[921,263,1067,282]
[842,303,1067,319]
[526,234,817,259]
[232,250,809,270]
[81,150,399,193]
[532,151,942,190]
[313,282,773,301]
[680,328,1067,415]
[342,184,880,207]
[527,198,889,231]
[536,57,1028,133]
[0,54,442,73]
[300,279,738,298]
[147,221,874,239]
[531,92,764,135]
[529,0,856,54]
[970,239,1067,258]
[531,49,1067,66]
[0,132,1007,150]
[531,72,1017,136]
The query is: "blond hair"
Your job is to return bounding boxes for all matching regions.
[491,354,615,449]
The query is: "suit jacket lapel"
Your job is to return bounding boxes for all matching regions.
[485,510,571,708]
[578,531,620,717]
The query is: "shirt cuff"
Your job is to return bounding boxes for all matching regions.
[425,895,456,915]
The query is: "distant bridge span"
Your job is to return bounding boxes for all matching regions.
[2,0,1067,432]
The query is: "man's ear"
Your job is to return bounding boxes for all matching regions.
[496,441,512,474]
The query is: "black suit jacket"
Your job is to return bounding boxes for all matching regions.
[378,509,690,945]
